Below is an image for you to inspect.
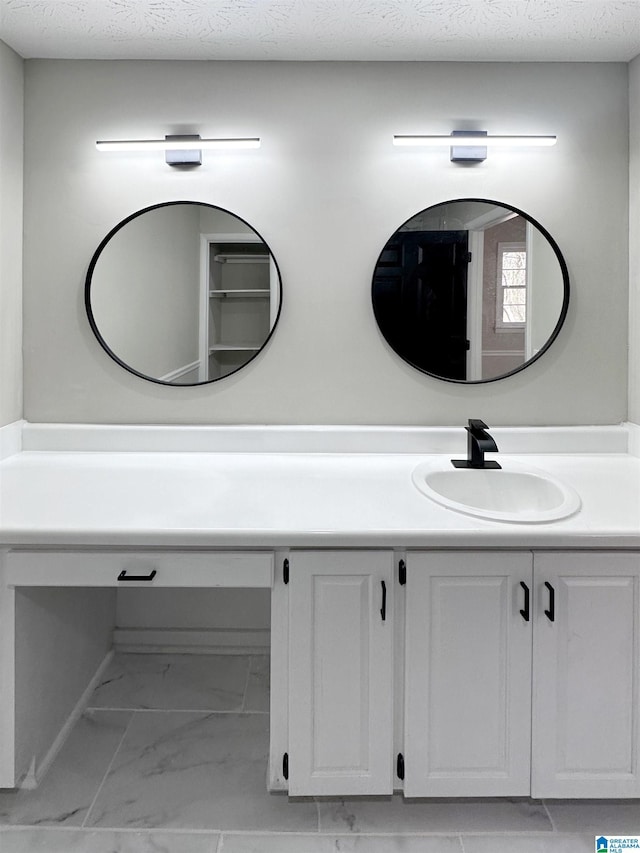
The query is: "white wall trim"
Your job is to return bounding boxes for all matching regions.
[158,360,201,383]
[0,554,16,788]
[467,230,484,382]
[626,421,640,457]
[113,627,270,655]
[20,649,114,790]
[0,419,23,461]
[20,422,630,455]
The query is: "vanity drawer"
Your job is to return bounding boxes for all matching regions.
[4,550,273,588]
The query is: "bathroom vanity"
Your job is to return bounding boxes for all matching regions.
[282,548,640,800]
[1,422,639,801]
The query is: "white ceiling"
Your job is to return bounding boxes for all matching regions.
[1,0,640,62]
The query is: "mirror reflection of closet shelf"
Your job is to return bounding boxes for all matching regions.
[209,254,270,299]
[85,202,282,387]
[202,236,279,381]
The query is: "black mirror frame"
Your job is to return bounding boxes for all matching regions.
[85,200,283,387]
[371,197,570,385]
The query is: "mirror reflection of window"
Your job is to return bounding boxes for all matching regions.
[497,243,527,327]
[478,214,527,380]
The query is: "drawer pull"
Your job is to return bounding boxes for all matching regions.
[117,569,157,582]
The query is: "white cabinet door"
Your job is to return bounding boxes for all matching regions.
[532,552,640,798]
[404,551,533,796]
[288,550,394,795]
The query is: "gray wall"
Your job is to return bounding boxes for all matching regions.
[15,587,115,784]
[0,40,23,427]
[529,223,564,356]
[23,60,628,425]
[116,587,270,636]
[90,204,200,379]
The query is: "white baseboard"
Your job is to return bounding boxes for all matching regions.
[0,419,23,461]
[626,422,640,457]
[113,627,270,655]
[158,360,201,383]
[20,649,114,790]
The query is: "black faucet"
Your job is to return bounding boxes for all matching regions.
[452,419,501,469]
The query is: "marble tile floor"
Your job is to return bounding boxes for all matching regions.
[0,652,634,852]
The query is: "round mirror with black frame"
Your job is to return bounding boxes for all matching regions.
[371,198,569,384]
[85,201,282,386]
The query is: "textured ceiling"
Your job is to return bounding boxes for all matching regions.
[1,0,640,62]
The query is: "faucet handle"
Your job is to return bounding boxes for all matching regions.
[453,418,500,469]
[468,418,489,432]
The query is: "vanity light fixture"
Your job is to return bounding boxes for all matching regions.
[393,131,557,163]
[95,134,261,167]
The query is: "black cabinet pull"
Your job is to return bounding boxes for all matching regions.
[396,753,405,780]
[544,581,555,622]
[380,580,387,621]
[519,581,530,622]
[117,569,157,582]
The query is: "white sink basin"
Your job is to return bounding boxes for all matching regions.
[411,461,581,523]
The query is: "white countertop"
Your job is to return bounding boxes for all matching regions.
[1,446,639,548]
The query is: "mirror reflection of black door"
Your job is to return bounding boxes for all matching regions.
[373,230,470,380]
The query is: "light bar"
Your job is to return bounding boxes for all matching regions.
[393,134,556,147]
[96,137,260,151]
